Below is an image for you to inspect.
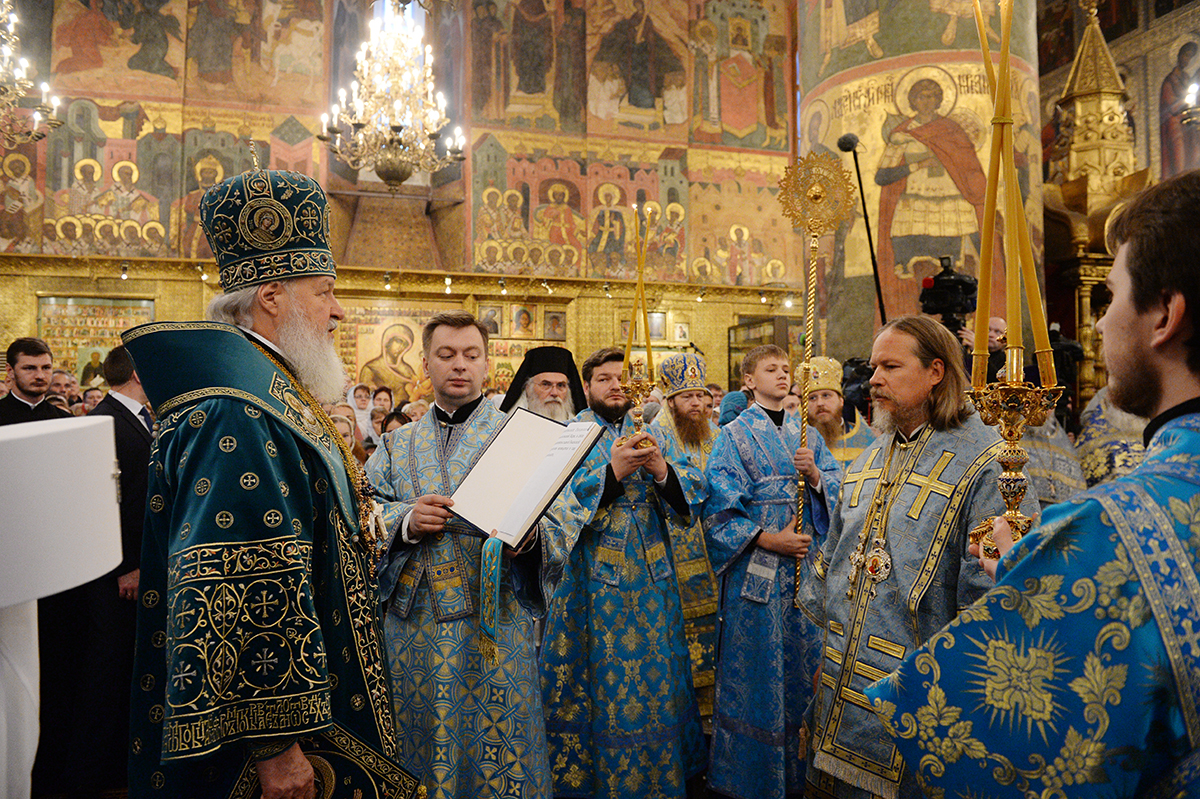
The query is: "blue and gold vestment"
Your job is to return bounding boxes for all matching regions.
[866,410,1200,798]
[124,322,413,799]
[807,414,1038,799]
[366,398,575,799]
[541,409,707,799]
[827,409,878,473]
[1023,416,1085,507]
[701,405,842,799]
[1076,387,1147,487]
[649,410,721,732]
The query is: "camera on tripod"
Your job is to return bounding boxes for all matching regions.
[919,256,978,337]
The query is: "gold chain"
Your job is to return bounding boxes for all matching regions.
[252,344,378,558]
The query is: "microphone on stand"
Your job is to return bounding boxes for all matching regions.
[687,341,706,357]
[838,132,887,324]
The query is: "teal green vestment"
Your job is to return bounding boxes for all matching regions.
[124,322,415,799]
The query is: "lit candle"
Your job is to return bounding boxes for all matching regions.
[39,81,47,105]
[320,112,328,132]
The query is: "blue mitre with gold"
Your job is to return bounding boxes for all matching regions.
[660,352,708,399]
[199,167,336,292]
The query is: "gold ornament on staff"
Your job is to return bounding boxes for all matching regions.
[966,0,1062,558]
[618,202,657,448]
[777,151,856,606]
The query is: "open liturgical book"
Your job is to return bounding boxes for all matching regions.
[450,407,602,546]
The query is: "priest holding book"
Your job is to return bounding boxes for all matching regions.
[365,310,579,799]
[541,346,707,799]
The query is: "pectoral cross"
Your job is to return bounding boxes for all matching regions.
[905,451,956,519]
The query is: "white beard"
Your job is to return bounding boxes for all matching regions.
[870,405,896,436]
[518,382,574,422]
[275,306,348,405]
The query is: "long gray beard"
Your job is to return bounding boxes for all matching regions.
[275,307,348,405]
[519,382,575,422]
[870,406,897,436]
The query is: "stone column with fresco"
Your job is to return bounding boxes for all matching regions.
[798,0,1041,361]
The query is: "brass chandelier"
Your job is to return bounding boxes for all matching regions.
[318,9,465,190]
[0,0,62,148]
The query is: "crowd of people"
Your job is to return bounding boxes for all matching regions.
[8,166,1200,799]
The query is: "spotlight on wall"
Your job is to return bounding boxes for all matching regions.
[120,263,129,280]
[197,264,208,282]
[696,288,706,303]
[499,276,507,295]
[784,292,795,308]
[384,271,392,290]
[759,291,767,304]
[603,282,612,299]
[542,279,553,294]
[444,276,452,294]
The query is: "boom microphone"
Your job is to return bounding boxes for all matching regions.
[837,132,886,324]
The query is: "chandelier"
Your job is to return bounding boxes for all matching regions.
[0,2,62,148]
[318,12,465,190]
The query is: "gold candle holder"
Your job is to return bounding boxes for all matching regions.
[616,362,658,449]
[967,375,1062,558]
[966,0,1063,558]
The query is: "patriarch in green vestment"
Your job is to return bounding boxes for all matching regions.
[124,166,416,799]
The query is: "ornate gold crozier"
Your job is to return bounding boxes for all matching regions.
[966,0,1062,558]
[618,203,657,448]
[777,151,856,606]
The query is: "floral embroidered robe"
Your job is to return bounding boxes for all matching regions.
[866,411,1200,798]
[123,322,413,798]
[366,399,577,799]
[701,405,842,799]
[648,410,722,731]
[541,408,707,799]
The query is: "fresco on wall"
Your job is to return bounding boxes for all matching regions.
[468,125,793,285]
[1097,0,1138,41]
[1159,35,1200,178]
[800,0,1021,93]
[801,60,1035,319]
[1038,0,1074,74]
[1156,0,1199,19]
[12,98,318,258]
[690,0,789,150]
[585,0,688,136]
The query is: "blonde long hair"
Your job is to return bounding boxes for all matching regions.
[877,315,971,430]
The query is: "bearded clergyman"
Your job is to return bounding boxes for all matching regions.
[805,355,877,471]
[123,166,414,797]
[648,352,722,733]
[499,345,586,423]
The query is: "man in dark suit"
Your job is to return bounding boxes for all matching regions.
[31,345,151,797]
[0,337,72,426]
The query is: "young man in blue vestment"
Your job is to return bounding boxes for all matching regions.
[366,311,577,799]
[123,167,415,798]
[701,344,842,799]
[866,165,1200,797]
[541,346,707,799]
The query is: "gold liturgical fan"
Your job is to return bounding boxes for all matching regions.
[777,151,856,606]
